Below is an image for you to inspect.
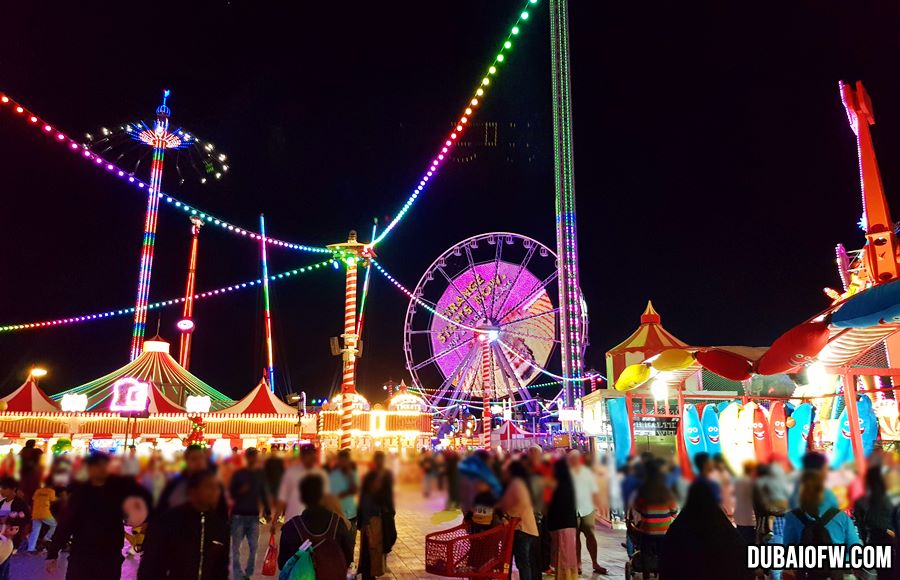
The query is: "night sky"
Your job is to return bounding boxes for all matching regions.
[3,1,900,404]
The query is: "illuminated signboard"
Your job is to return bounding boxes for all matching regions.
[110,377,150,412]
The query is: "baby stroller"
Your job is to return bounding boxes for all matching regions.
[624,532,661,579]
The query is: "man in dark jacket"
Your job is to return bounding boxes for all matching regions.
[157,444,227,519]
[45,452,147,580]
[138,470,230,580]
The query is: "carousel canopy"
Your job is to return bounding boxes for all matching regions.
[2,377,58,413]
[51,337,234,411]
[216,378,296,415]
[608,301,689,355]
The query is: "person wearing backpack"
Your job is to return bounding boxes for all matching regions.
[782,470,861,579]
[853,466,895,579]
[278,473,352,580]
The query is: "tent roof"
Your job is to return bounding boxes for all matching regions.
[147,383,185,414]
[2,378,58,413]
[608,301,689,355]
[52,338,234,411]
[216,379,296,415]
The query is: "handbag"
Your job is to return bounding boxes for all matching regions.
[262,533,278,576]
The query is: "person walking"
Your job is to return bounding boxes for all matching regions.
[853,465,895,580]
[157,444,227,518]
[229,447,270,580]
[138,470,230,580]
[733,461,757,545]
[358,451,396,580]
[275,444,329,525]
[278,474,353,579]
[46,452,147,580]
[546,458,578,580]
[782,470,861,578]
[17,439,43,503]
[498,460,540,580]
[26,477,56,552]
[660,480,751,580]
[630,460,678,575]
[419,450,437,498]
[263,446,286,512]
[567,450,608,575]
[328,449,359,558]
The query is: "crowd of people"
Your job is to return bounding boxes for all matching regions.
[621,449,900,579]
[0,440,396,580]
[0,437,898,579]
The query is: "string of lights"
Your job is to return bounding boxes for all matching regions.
[0,259,334,333]
[497,338,596,383]
[0,93,330,254]
[371,0,541,246]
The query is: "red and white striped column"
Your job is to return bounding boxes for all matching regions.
[481,337,492,450]
[340,257,359,450]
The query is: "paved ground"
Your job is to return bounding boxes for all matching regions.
[11,484,627,579]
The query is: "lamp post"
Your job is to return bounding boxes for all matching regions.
[30,367,48,385]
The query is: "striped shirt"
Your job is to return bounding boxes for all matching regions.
[633,497,679,536]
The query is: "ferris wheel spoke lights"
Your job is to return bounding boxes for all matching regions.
[403,233,559,411]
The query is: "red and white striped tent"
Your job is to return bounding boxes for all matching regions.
[145,383,185,414]
[1,378,58,413]
[606,301,692,384]
[216,378,296,415]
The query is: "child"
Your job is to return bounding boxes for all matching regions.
[0,477,30,580]
[27,479,56,552]
[469,479,498,534]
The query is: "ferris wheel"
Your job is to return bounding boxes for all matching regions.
[404,233,561,416]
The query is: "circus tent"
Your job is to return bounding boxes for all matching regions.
[51,337,234,411]
[1,378,58,413]
[606,301,693,385]
[216,378,296,415]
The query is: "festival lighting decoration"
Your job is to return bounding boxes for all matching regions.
[185,395,212,414]
[109,377,150,412]
[371,0,541,247]
[129,90,181,360]
[0,92,329,254]
[0,258,333,333]
[260,214,276,392]
[30,368,48,379]
[60,393,88,413]
[178,217,203,369]
[549,0,585,406]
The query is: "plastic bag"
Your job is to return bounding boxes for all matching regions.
[262,533,278,576]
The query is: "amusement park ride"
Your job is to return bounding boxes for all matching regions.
[0,0,587,451]
[6,0,898,469]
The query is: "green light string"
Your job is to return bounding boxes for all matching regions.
[372,0,541,247]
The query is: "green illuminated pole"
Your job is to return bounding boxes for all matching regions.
[260,214,276,392]
[550,0,585,408]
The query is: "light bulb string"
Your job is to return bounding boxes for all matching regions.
[372,0,542,247]
[0,93,329,254]
[0,258,333,333]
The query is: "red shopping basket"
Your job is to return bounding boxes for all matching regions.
[425,518,519,579]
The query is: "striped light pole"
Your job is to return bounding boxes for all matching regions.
[177,217,204,369]
[327,231,372,450]
[481,334,493,450]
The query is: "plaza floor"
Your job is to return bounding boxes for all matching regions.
[10,484,628,579]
